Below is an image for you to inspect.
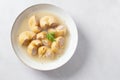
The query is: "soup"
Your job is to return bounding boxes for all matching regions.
[17,11,69,62]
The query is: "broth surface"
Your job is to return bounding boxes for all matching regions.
[17,11,69,63]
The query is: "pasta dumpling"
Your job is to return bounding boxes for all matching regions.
[42,38,52,47]
[40,16,58,29]
[55,25,66,37]
[18,31,36,46]
[43,48,54,59]
[51,36,65,53]
[30,26,41,33]
[56,37,65,48]
[38,46,48,57]
[30,40,42,47]
[27,45,37,56]
[51,41,59,53]
[28,15,38,27]
[28,15,41,33]
[27,40,42,56]
[36,31,47,40]
[48,28,57,34]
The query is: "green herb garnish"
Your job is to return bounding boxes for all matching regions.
[46,32,55,42]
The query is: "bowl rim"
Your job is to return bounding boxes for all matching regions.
[11,3,78,71]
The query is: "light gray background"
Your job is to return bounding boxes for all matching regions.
[0,0,120,80]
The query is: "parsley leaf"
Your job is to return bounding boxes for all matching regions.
[46,32,55,42]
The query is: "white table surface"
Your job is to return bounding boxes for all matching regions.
[0,0,120,80]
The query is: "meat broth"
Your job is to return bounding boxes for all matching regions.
[17,11,69,63]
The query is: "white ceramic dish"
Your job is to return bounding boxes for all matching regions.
[11,4,78,70]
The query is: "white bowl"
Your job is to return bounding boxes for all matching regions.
[11,4,78,70]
